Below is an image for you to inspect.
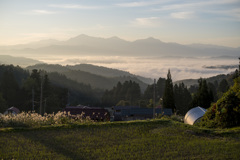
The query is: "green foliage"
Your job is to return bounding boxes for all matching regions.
[0,64,29,86]
[143,77,166,102]
[143,84,154,100]
[200,77,240,128]
[0,68,21,108]
[156,77,166,99]
[48,72,99,106]
[0,93,7,113]
[191,78,213,109]
[116,100,130,106]
[208,82,218,102]
[174,83,192,115]
[163,70,175,112]
[102,80,141,107]
[218,79,229,93]
[0,65,71,114]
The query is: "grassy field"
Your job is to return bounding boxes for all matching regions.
[0,119,240,160]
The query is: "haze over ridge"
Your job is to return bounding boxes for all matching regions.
[1,34,239,58]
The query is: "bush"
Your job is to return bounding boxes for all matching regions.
[200,77,240,128]
[170,114,184,122]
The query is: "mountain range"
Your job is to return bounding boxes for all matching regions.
[1,34,239,57]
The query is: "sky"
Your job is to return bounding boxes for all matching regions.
[0,0,240,47]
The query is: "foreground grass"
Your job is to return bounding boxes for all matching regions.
[0,119,240,160]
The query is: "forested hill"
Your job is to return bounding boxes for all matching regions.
[66,64,153,84]
[26,64,149,92]
[174,72,237,87]
[0,64,101,113]
[0,55,42,67]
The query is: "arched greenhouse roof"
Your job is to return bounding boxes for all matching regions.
[184,106,206,125]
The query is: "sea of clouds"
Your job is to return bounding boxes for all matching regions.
[36,55,238,81]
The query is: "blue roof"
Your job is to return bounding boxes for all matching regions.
[114,107,172,116]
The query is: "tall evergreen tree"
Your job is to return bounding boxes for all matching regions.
[191,78,213,109]
[174,82,192,115]
[102,80,141,107]
[0,93,7,113]
[156,77,166,99]
[218,79,229,93]
[143,84,154,100]
[208,82,218,102]
[0,70,19,107]
[163,70,175,112]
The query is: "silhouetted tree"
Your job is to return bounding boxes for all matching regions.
[156,77,166,99]
[0,70,19,107]
[102,80,141,107]
[163,70,175,112]
[174,82,192,115]
[208,82,218,102]
[218,79,229,93]
[0,93,7,113]
[191,78,213,109]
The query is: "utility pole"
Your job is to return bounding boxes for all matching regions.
[40,78,43,115]
[44,98,47,114]
[32,88,34,111]
[238,57,240,77]
[153,79,156,119]
[39,71,44,115]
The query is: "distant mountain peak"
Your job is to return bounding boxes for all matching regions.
[68,34,93,40]
[108,36,124,41]
[133,37,162,43]
[1,34,239,57]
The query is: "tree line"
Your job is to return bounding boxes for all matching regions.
[0,65,68,114]
[0,64,238,116]
[102,69,238,115]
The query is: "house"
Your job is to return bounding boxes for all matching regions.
[4,107,20,115]
[184,106,206,125]
[113,106,172,121]
[64,106,110,121]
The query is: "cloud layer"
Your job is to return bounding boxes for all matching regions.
[36,55,238,81]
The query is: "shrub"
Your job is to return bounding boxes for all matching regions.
[170,114,184,122]
[200,77,240,128]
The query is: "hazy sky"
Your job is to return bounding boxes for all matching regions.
[0,0,240,47]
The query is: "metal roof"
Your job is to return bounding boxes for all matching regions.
[4,107,20,115]
[184,106,206,125]
[114,108,172,118]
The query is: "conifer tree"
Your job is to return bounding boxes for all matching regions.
[163,70,175,112]
[156,77,166,99]
[218,79,229,93]
[0,70,19,107]
[174,82,192,115]
[191,78,213,109]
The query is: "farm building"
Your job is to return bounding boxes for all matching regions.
[113,106,172,121]
[4,107,20,115]
[184,106,206,125]
[64,106,110,121]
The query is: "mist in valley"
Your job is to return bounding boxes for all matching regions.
[19,54,238,81]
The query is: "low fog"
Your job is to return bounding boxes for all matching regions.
[33,55,238,81]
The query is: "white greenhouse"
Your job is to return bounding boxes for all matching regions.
[184,106,206,125]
